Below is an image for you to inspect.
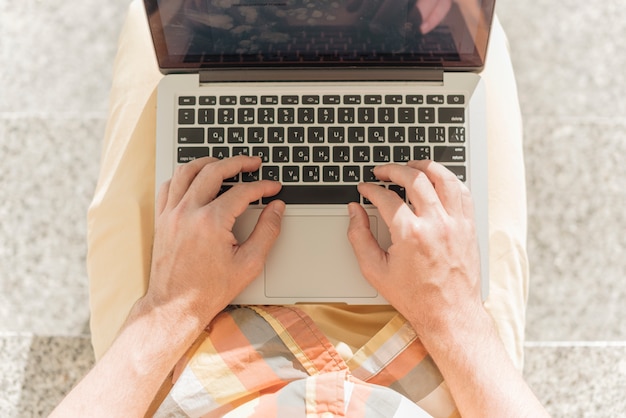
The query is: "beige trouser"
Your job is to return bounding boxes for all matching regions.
[88,0,529,370]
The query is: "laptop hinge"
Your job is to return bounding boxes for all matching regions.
[198,68,444,84]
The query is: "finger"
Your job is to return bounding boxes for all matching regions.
[407,160,468,217]
[167,157,218,209]
[186,155,263,208]
[373,164,444,217]
[346,202,387,283]
[358,182,418,242]
[210,180,282,230]
[235,200,286,280]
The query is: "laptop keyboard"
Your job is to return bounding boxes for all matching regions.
[176,92,467,205]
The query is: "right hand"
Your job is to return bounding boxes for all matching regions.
[347,160,483,337]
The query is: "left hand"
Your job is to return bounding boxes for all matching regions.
[146,156,285,325]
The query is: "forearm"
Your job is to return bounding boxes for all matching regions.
[413,307,549,418]
[50,298,206,417]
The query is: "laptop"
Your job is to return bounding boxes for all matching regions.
[145,0,494,304]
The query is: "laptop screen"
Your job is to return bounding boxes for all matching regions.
[145,0,495,73]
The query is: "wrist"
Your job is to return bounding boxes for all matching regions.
[408,302,495,356]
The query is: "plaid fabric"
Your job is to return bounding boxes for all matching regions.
[154,306,459,418]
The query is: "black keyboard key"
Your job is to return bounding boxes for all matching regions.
[333,146,350,162]
[338,108,355,124]
[414,146,430,160]
[388,127,406,143]
[323,95,341,104]
[218,108,235,124]
[227,128,245,143]
[308,127,325,143]
[262,166,280,181]
[398,108,415,124]
[263,185,360,204]
[353,146,370,162]
[292,146,310,162]
[344,95,361,104]
[406,95,424,104]
[282,95,299,105]
[445,165,466,182]
[373,146,391,162]
[261,95,279,105]
[241,96,258,105]
[358,107,375,124]
[393,146,411,162]
[323,166,340,182]
[268,127,285,143]
[288,127,305,143]
[298,108,315,124]
[199,96,216,105]
[238,108,255,124]
[427,95,445,104]
[178,147,209,163]
[178,127,204,144]
[363,165,377,182]
[447,95,465,105]
[385,95,403,104]
[313,146,330,162]
[198,108,215,124]
[365,95,382,104]
[212,147,229,159]
[242,170,259,182]
[449,127,466,143]
[378,107,395,124]
[389,184,406,200]
[408,127,426,142]
[282,166,300,182]
[343,166,360,182]
[278,108,295,124]
[348,127,366,143]
[248,127,265,143]
[178,109,195,125]
[303,95,320,105]
[303,166,320,182]
[232,146,249,156]
[438,107,465,123]
[258,108,275,124]
[179,96,196,106]
[418,108,435,123]
[434,146,466,162]
[251,146,270,162]
[368,127,385,143]
[208,128,225,143]
[220,96,237,105]
[328,127,345,143]
[318,108,335,124]
[272,146,290,162]
[428,127,446,143]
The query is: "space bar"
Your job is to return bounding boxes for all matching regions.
[262,185,360,204]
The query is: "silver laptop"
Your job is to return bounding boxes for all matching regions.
[146,0,494,304]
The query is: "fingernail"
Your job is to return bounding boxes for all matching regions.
[347,202,357,218]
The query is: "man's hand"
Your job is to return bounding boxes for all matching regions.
[347,160,482,337]
[147,155,285,325]
[348,161,550,418]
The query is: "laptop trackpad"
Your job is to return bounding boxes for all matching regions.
[265,214,379,298]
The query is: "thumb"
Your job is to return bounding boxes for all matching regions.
[347,203,387,284]
[236,200,285,278]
